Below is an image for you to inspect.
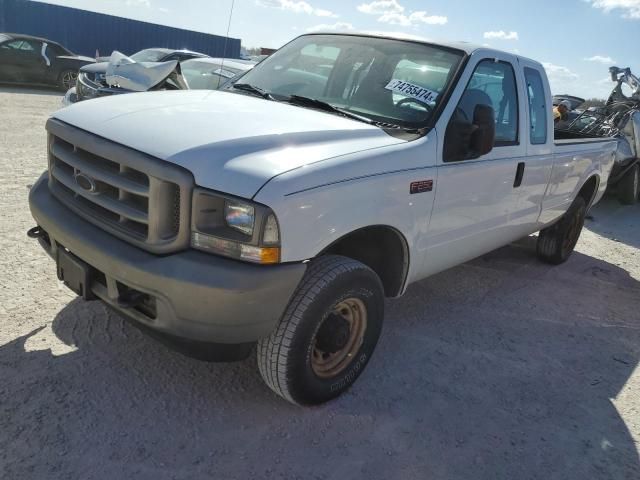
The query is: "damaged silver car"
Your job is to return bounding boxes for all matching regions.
[64,50,191,105]
[63,51,254,106]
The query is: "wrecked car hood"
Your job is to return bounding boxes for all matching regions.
[80,61,109,74]
[105,51,183,91]
[51,90,405,198]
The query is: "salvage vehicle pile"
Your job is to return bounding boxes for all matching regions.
[556,67,640,204]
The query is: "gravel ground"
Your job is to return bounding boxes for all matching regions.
[1,87,639,480]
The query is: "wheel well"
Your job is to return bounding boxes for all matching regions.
[321,226,409,298]
[577,175,599,208]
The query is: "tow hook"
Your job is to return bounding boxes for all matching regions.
[27,226,46,239]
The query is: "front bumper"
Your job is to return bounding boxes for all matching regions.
[61,87,78,107]
[29,173,306,346]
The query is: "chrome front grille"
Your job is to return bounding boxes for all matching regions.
[46,119,193,253]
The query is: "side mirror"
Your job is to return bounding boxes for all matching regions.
[469,104,495,157]
[443,103,495,162]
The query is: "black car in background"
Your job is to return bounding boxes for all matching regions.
[0,33,94,90]
[76,48,208,101]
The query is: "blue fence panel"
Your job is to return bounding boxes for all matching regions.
[0,0,241,58]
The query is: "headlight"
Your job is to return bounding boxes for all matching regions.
[191,188,281,264]
[76,72,100,99]
[224,200,255,235]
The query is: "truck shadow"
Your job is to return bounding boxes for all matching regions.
[1,247,639,479]
[586,195,640,249]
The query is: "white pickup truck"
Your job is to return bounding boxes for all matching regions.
[29,33,617,405]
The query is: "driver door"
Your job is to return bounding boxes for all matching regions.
[421,56,526,277]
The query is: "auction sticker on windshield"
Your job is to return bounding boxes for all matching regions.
[385,79,438,104]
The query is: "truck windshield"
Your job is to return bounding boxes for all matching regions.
[230,34,464,128]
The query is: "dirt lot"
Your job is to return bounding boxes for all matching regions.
[0,86,639,480]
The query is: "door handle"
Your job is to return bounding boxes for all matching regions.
[513,162,525,188]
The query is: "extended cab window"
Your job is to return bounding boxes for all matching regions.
[524,67,547,144]
[466,60,519,145]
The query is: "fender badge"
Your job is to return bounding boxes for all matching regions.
[410,180,433,194]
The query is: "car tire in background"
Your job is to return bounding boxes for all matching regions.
[257,255,384,405]
[617,164,639,205]
[58,69,78,91]
[537,196,587,265]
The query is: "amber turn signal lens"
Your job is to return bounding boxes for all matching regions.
[257,247,280,264]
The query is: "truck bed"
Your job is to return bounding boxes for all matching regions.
[554,128,614,144]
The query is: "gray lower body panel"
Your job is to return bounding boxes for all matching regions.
[29,173,307,344]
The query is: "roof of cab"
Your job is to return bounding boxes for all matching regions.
[301,31,545,70]
[301,31,484,54]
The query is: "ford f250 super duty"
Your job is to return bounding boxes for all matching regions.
[28,33,617,405]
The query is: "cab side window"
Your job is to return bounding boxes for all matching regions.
[524,67,547,144]
[443,59,519,162]
[466,60,519,145]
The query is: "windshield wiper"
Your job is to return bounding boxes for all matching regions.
[232,83,274,100]
[369,120,425,135]
[284,95,373,125]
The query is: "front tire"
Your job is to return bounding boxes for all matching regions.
[257,255,384,405]
[58,69,78,91]
[617,164,639,205]
[537,196,586,265]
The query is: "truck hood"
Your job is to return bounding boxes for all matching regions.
[52,90,405,198]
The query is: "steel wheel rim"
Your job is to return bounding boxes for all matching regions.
[62,71,77,89]
[311,298,367,378]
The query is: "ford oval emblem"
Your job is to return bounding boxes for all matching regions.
[74,171,97,194]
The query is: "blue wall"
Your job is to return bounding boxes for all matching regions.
[0,0,241,58]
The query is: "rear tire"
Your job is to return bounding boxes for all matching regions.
[537,196,586,265]
[58,69,78,91]
[257,255,384,405]
[617,164,639,205]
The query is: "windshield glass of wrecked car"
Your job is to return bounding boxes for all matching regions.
[130,48,170,62]
[181,60,247,89]
[231,34,464,127]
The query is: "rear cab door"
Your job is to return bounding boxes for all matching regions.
[423,50,528,276]
[511,59,556,231]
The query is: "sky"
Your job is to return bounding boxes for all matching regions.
[36,0,640,99]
